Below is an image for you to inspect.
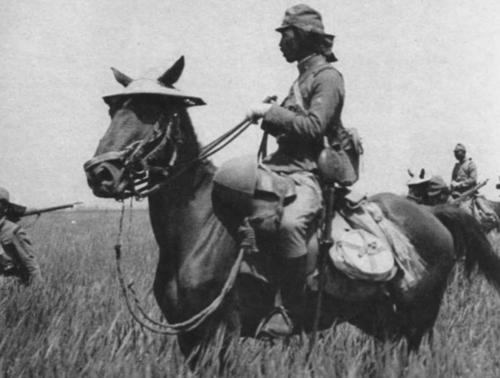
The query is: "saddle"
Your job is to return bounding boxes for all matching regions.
[461,196,499,233]
[212,155,295,236]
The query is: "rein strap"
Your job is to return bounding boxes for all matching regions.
[114,202,245,335]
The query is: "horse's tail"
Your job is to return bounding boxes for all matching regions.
[433,204,500,292]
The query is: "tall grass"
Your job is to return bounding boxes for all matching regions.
[1,210,500,377]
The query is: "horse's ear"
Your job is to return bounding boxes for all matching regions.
[110,67,133,87]
[419,169,425,179]
[408,169,414,178]
[158,56,185,87]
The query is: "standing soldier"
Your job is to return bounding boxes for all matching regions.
[245,4,347,338]
[0,187,43,285]
[450,143,477,198]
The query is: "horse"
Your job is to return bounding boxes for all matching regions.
[84,57,500,362]
[406,169,500,249]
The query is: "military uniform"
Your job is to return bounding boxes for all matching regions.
[262,53,345,257]
[245,4,347,338]
[451,157,477,194]
[0,216,42,285]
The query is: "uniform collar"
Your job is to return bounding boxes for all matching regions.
[297,53,327,75]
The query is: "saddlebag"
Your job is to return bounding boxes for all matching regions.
[329,212,397,282]
[212,155,296,235]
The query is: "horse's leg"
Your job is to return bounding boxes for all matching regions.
[153,251,179,319]
[153,249,242,368]
[236,275,275,336]
[394,277,447,353]
[487,229,500,254]
[177,291,241,371]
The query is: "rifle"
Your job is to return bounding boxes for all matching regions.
[308,146,337,359]
[449,179,488,205]
[6,202,82,222]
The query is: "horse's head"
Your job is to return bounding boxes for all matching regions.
[407,168,450,205]
[84,56,204,199]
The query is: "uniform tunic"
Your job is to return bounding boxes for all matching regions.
[261,54,345,258]
[0,216,42,284]
[451,157,477,194]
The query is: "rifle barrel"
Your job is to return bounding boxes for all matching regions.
[450,180,488,205]
[22,202,83,217]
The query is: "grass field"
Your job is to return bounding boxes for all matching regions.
[1,209,500,377]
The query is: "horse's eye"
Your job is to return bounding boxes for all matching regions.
[106,98,125,118]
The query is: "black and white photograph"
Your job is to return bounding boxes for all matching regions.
[1,1,500,376]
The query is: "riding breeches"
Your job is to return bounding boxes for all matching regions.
[276,171,323,258]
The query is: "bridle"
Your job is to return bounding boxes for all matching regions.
[86,103,253,200]
[85,110,183,199]
[120,112,182,197]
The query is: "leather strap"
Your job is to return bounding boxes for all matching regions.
[292,80,305,113]
[257,131,268,162]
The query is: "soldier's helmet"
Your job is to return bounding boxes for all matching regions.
[275,4,337,62]
[276,4,330,35]
[0,187,10,203]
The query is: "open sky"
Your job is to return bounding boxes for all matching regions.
[1,0,500,208]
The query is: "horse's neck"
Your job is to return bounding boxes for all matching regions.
[147,108,219,248]
[148,160,216,232]
[148,109,236,267]
[153,107,206,203]
[148,159,237,280]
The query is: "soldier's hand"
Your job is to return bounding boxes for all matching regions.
[245,103,272,124]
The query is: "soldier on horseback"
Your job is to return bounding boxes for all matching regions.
[451,143,477,198]
[244,4,355,338]
[84,10,500,355]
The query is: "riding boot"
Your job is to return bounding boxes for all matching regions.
[256,255,307,339]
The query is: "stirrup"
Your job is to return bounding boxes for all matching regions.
[255,306,294,340]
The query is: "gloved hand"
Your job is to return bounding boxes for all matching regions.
[245,103,272,123]
[450,180,460,190]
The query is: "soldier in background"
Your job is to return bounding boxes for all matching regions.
[0,187,43,285]
[451,143,477,198]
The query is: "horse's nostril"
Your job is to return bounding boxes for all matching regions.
[95,166,113,183]
[85,159,130,198]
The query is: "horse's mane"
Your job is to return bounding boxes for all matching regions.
[173,106,202,162]
[156,105,216,201]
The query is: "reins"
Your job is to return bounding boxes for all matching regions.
[113,118,254,334]
[114,202,245,335]
[137,118,253,197]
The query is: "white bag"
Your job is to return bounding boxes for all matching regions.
[329,214,396,281]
